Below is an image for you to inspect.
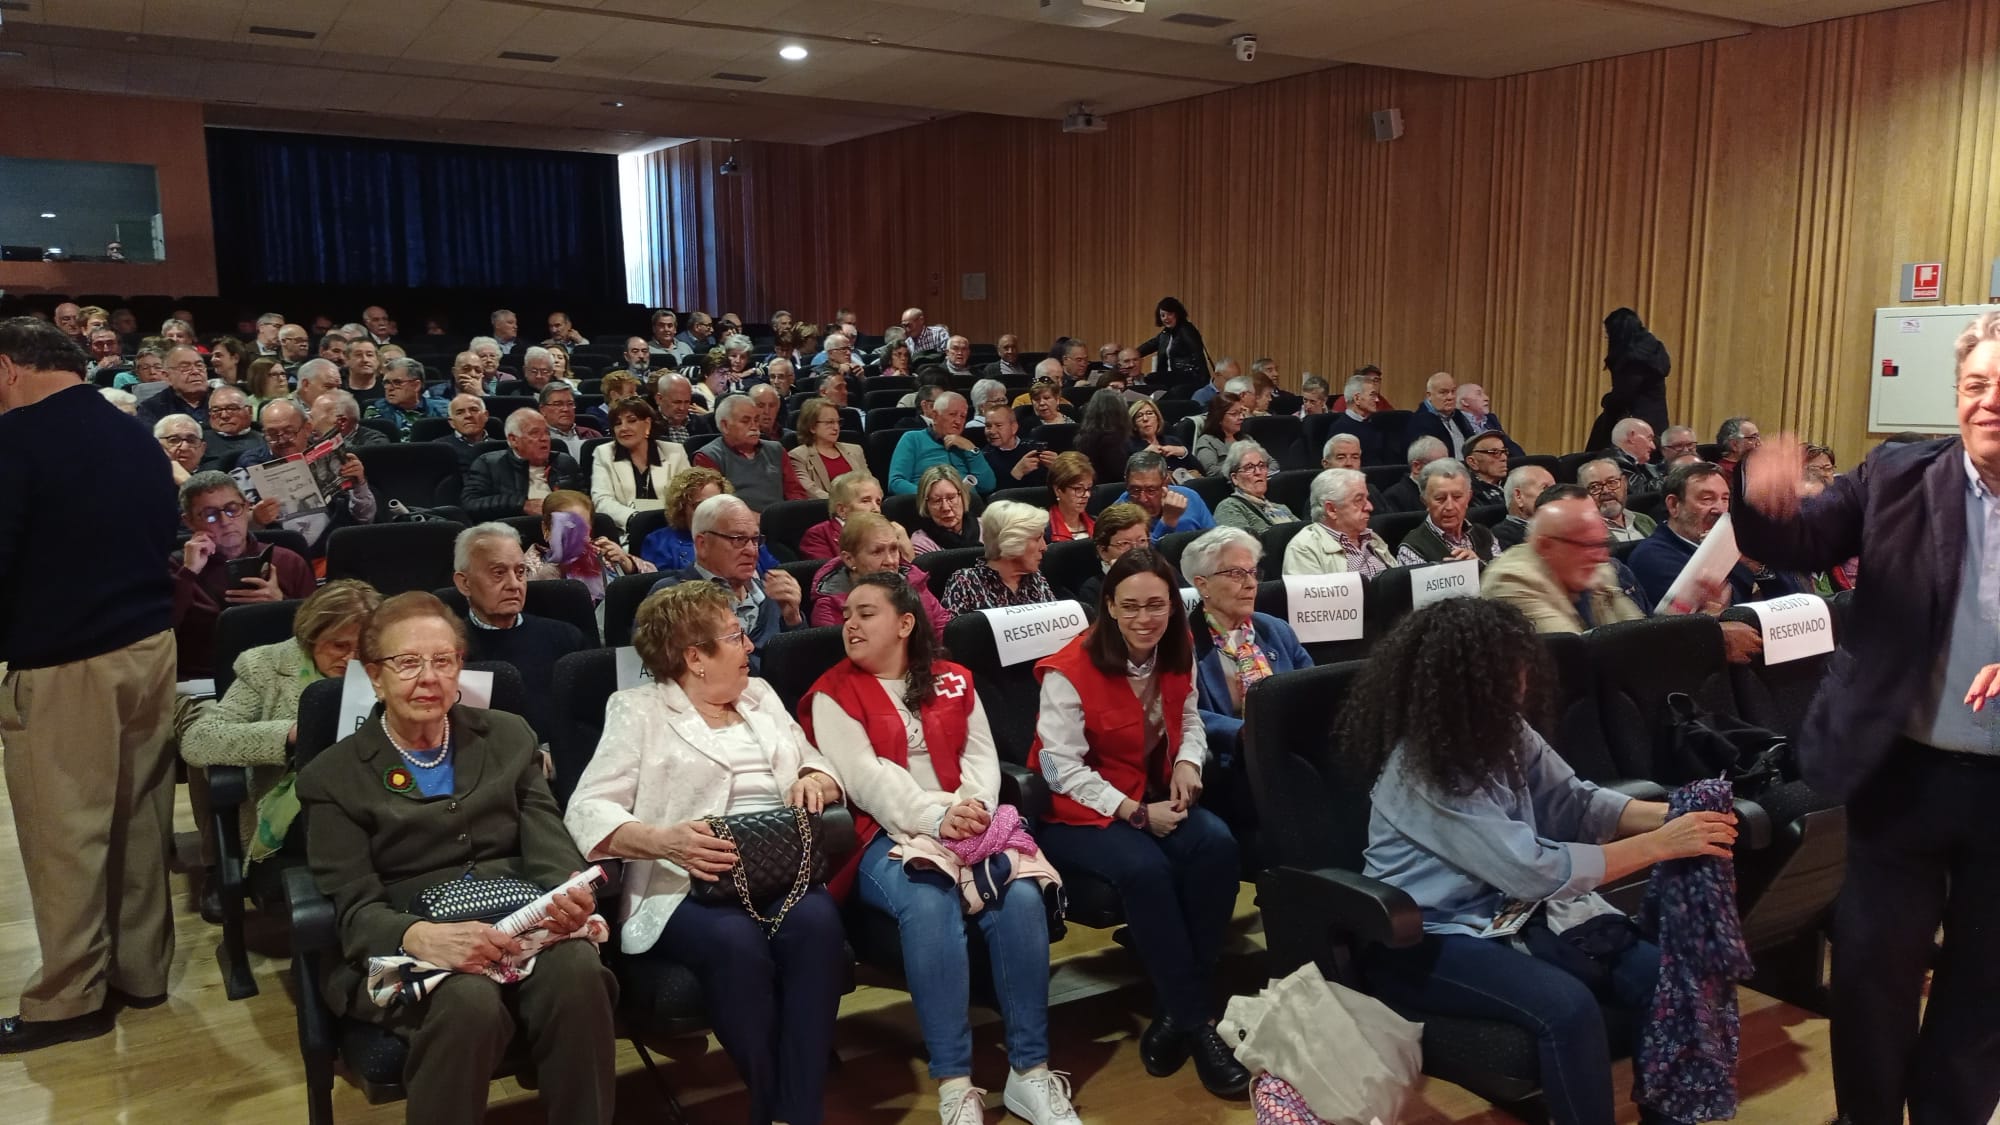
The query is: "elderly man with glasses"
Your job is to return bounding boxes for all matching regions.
[364,358,448,439]
[200,387,263,472]
[138,345,213,428]
[647,493,802,675]
[1480,488,1644,634]
[153,415,207,487]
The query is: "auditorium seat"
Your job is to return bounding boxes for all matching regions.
[353,442,464,510]
[1088,481,1127,515]
[1255,522,1308,580]
[1041,539,1100,604]
[1030,421,1078,453]
[1253,575,1367,667]
[912,547,985,600]
[757,625,847,716]
[1183,474,1232,512]
[1155,529,1204,578]
[602,572,659,647]
[1240,415,1304,469]
[434,578,601,648]
[1267,468,1318,517]
[1362,465,1407,496]
[1369,509,1423,548]
[1556,449,1612,483]
[759,498,830,560]
[985,485,1051,509]
[324,521,465,595]
[1242,661,1636,1117]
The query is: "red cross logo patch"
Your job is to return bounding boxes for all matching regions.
[934,671,968,699]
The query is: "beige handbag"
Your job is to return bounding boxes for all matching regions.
[1218,963,1424,1125]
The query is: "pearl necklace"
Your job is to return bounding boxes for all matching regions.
[381,714,451,769]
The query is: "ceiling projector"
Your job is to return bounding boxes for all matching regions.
[1039,0,1145,30]
[1062,107,1107,134]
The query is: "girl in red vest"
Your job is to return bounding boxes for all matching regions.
[800,574,1077,1125]
[1027,550,1250,1099]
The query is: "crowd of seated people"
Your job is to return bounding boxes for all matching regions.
[0,297,1897,1125]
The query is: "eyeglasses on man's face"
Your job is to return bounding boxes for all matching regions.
[707,531,765,549]
[160,433,203,448]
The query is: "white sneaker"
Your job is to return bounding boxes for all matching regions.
[1003,1068,1081,1125]
[940,1084,987,1125]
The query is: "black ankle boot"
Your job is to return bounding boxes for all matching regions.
[1185,1022,1250,1098]
[1139,1015,1191,1077]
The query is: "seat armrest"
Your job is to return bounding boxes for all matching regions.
[1732,798,1773,851]
[819,804,859,861]
[1605,778,1669,802]
[998,760,1050,823]
[592,860,626,904]
[1262,864,1424,950]
[285,865,338,952]
[207,765,250,808]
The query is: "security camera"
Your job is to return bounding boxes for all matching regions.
[1232,34,1257,62]
[719,156,739,176]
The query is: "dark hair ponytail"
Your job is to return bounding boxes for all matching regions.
[852,570,938,712]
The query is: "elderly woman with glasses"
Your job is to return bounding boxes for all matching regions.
[908,465,980,555]
[565,582,846,1125]
[1212,440,1299,533]
[941,501,1059,615]
[1028,550,1249,1099]
[1181,527,1312,832]
[1127,398,1197,476]
[296,592,618,1125]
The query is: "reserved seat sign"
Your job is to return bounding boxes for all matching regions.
[1741,594,1835,664]
[981,599,1088,666]
[1410,558,1480,609]
[1281,572,1363,642]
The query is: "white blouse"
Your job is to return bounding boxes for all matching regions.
[712,721,784,814]
[808,675,999,841]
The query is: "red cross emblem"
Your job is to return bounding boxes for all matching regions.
[934,671,968,699]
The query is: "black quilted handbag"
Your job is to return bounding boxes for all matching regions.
[413,874,543,925]
[686,806,827,929]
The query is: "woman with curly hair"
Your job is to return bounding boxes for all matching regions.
[1341,597,1737,1125]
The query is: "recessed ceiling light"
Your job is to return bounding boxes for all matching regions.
[778,44,808,61]
[40,212,55,219]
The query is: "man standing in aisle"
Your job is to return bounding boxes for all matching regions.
[0,318,180,1051]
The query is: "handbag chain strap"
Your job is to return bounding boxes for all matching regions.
[706,806,815,932]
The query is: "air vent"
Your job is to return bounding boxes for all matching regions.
[499,50,559,63]
[247,25,318,40]
[711,71,766,84]
[1162,12,1232,28]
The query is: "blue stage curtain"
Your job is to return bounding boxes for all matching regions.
[207,128,624,300]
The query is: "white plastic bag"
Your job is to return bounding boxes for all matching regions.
[1219,963,1424,1125]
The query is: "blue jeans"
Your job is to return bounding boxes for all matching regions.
[649,888,846,1125]
[1035,806,1240,1025]
[1362,931,1664,1125]
[854,832,1052,1079]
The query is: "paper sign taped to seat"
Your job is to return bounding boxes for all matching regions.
[1180,586,1201,613]
[1742,594,1835,664]
[339,661,493,735]
[615,646,657,691]
[1409,559,1479,608]
[982,600,1087,666]
[1281,573,1363,642]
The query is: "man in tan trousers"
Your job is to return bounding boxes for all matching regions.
[0,317,181,1051]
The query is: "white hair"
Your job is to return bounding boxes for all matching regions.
[717,393,759,422]
[932,391,967,414]
[1406,436,1447,465]
[1033,358,1063,380]
[152,413,200,438]
[296,358,340,388]
[1419,457,1469,491]
[765,357,795,376]
[490,308,514,326]
[982,501,1050,562]
[318,389,361,423]
[454,522,523,573]
[970,378,1005,406]
[338,323,368,340]
[1322,433,1361,460]
[260,398,304,427]
[469,335,500,352]
[504,408,546,437]
[523,346,554,368]
[1309,468,1367,515]
[1221,440,1271,477]
[1343,374,1371,400]
[1611,417,1652,446]
[1181,526,1261,580]
[723,333,754,354]
[823,332,852,351]
[691,492,750,536]
[748,383,780,403]
[1223,376,1254,395]
[100,387,137,413]
[1504,463,1552,494]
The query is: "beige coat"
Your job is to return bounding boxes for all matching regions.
[1479,544,1645,634]
[1282,521,1399,576]
[563,677,839,954]
[590,439,690,529]
[786,441,868,500]
[182,639,309,850]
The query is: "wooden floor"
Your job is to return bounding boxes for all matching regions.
[0,764,1864,1125]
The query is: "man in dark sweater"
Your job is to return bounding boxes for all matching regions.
[451,523,584,743]
[169,472,317,680]
[463,409,585,521]
[0,317,181,1052]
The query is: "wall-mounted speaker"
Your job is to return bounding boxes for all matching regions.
[1370,108,1404,142]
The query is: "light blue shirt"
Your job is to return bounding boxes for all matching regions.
[694,563,765,638]
[1114,485,1216,540]
[1362,724,1631,936]
[1908,453,2000,754]
[887,426,986,495]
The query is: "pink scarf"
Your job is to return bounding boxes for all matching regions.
[941,803,1040,864]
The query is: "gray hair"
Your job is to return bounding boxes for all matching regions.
[536,381,577,406]
[691,492,750,536]
[1954,311,2000,371]
[318,389,361,423]
[469,335,500,353]
[1221,439,1272,477]
[765,357,795,377]
[1406,436,1447,465]
[256,312,284,328]
[932,390,967,414]
[658,372,692,394]
[823,332,852,351]
[209,384,249,407]
[1610,417,1651,446]
[982,500,1051,562]
[1125,449,1169,478]
[1343,374,1371,400]
[177,470,243,516]
[160,316,194,337]
[504,408,546,437]
[1502,463,1549,495]
[1662,424,1696,447]
[748,383,780,404]
[1419,457,1469,492]
[1034,357,1063,380]
[453,521,522,573]
[970,377,1006,406]
[716,393,759,422]
[880,325,908,350]
[523,345,554,369]
[1715,416,1752,446]
[723,333,754,355]
[1323,433,1361,460]
[385,356,425,381]
[338,323,368,341]
[296,358,340,389]
[100,387,137,412]
[1181,526,1261,580]
[152,413,201,438]
[1222,375,1254,395]
[1309,468,1368,515]
[1302,373,1329,395]
[260,398,304,427]
[1576,457,1622,484]
[490,308,515,327]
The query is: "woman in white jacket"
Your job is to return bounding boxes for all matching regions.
[590,398,689,531]
[800,573,1077,1125]
[563,582,844,1125]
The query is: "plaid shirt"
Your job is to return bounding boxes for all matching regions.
[1319,524,1395,579]
[907,325,951,355]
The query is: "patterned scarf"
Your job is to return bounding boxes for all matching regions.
[1205,610,1273,710]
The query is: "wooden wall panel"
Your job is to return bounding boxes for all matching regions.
[644,0,2000,463]
[0,90,217,297]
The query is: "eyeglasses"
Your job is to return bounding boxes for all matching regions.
[1200,566,1259,585]
[1057,482,1092,495]
[1125,485,1164,498]
[1583,481,1623,496]
[705,531,766,548]
[1545,535,1614,552]
[161,434,203,448]
[1112,600,1173,619]
[1662,441,1698,453]
[374,651,465,679]
[1959,378,1999,401]
[195,502,246,523]
[265,426,304,443]
[706,628,748,649]
[1468,446,1506,458]
[1232,462,1270,477]
[211,403,249,414]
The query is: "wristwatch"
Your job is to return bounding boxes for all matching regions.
[1126,804,1148,830]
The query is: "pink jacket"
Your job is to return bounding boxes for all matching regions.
[808,559,951,638]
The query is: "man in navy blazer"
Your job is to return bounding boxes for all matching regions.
[1731,311,2000,1125]
[647,493,802,675]
[1404,371,1479,459]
